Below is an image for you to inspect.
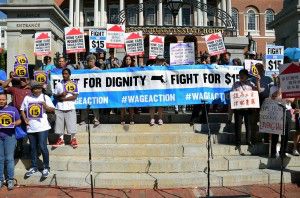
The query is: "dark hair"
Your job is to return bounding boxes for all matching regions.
[44,56,51,62]
[210,55,218,63]
[121,55,135,67]
[0,93,7,98]
[239,69,249,76]
[200,53,210,63]
[232,58,242,66]
[62,68,71,75]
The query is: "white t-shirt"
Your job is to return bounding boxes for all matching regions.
[54,81,78,110]
[20,94,55,133]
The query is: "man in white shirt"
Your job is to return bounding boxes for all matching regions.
[52,68,79,148]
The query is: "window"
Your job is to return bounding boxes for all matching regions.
[182,6,191,26]
[145,7,156,25]
[245,8,259,35]
[109,5,119,24]
[163,7,173,25]
[84,8,94,26]
[265,9,274,30]
[127,5,138,26]
[231,8,238,29]
[247,10,256,30]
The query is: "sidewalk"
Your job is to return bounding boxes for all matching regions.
[0,183,299,198]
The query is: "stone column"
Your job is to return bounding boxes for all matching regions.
[178,7,182,26]
[119,0,124,11]
[79,0,84,27]
[226,0,232,17]
[203,0,208,26]
[194,8,198,26]
[69,0,74,26]
[75,0,80,27]
[100,0,105,27]
[94,0,99,27]
[139,0,144,26]
[221,0,226,26]
[158,0,163,26]
[197,0,203,26]
[217,0,221,26]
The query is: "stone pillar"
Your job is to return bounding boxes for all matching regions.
[178,7,182,26]
[221,0,226,26]
[158,0,163,26]
[226,0,232,17]
[217,0,221,26]
[75,0,80,27]
[79,0,84,27]
[197,0,203,26]
[100,0,105,27]
[119,0,124,11]
[69,0,74,26]
[94,0,99,27]
[193,8,198,26]
[203,0,208,26]
[139,0,144,26]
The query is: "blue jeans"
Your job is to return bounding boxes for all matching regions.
[28,131,49,169]
[0,135,17,181]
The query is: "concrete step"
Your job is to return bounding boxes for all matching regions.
[14,168,300,189]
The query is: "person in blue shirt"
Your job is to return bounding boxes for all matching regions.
[41,56,56,72]
[0,69,7,94]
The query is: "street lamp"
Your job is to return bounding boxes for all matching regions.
[166,0,183,26]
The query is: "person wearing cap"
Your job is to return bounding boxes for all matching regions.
[80,54,101,127]
[268,84,294,158]
[148,55,168,126]
[0,93,22,190]
[2,72,31,158]
[231,69,259,155]
[52,68,79,148]
[20,81,55,179]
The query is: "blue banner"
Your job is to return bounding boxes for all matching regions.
[50,65,242,109]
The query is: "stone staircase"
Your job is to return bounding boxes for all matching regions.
[13,114,300,189]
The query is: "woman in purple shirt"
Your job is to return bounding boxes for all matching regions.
[0,93,21,190]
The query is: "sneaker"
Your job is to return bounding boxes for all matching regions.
[293,149,300,156]
[94,120,100,127]
[7,180,14,191]
[79,121,86,125]
[52,138,64,148]
[130,121,134,125]
[158,119,163,125]
[121,121,125,125]
[149,119,155,126]
[70,138,78,149]
[25,167,38,177]
[235,145,244,156]
[42,168,50,178]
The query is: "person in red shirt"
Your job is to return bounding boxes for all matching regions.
[2,74,31,158]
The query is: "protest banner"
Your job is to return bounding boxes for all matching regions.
[0,111,15,128]
[14,63,29,78]
[34,71,48,84]
[106,24,125,48]
[259,98,284,135]
[204,32,226,56]
[34,32,51,56]
[244,59,263,76]
[64,27,86,54]
[149,35,164,60]
[279,62,300,98]
[27,103,43,119]
[230,90,260,109]
[51,65,243,109]
[64,80,78,94]
[125,31,144,56]
[89,29,106,53]
[170,43,195,65]
[265,45,284,76]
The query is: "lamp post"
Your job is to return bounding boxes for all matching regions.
[166,0,183,26]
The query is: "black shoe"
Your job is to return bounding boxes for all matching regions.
[174,110,178,114]
[235,145,244,156]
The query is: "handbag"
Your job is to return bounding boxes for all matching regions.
[15,126,27,140]
[43,94,56,126]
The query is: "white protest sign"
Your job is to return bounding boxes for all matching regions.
[149,35,164,60]
[125,31,144,56]
[204,32,226,56]
[279,62,300,98]
[265,45,284,76]
[89,29,106,53]
[259,98,284,135]
[64,27,86,54]
[244,59,263,76]
[34,32,51,56]
[230,90,260,109]
[170,42,195,65]
[106,24,125,48]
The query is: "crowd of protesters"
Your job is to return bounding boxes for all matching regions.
[0,50,299,191]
